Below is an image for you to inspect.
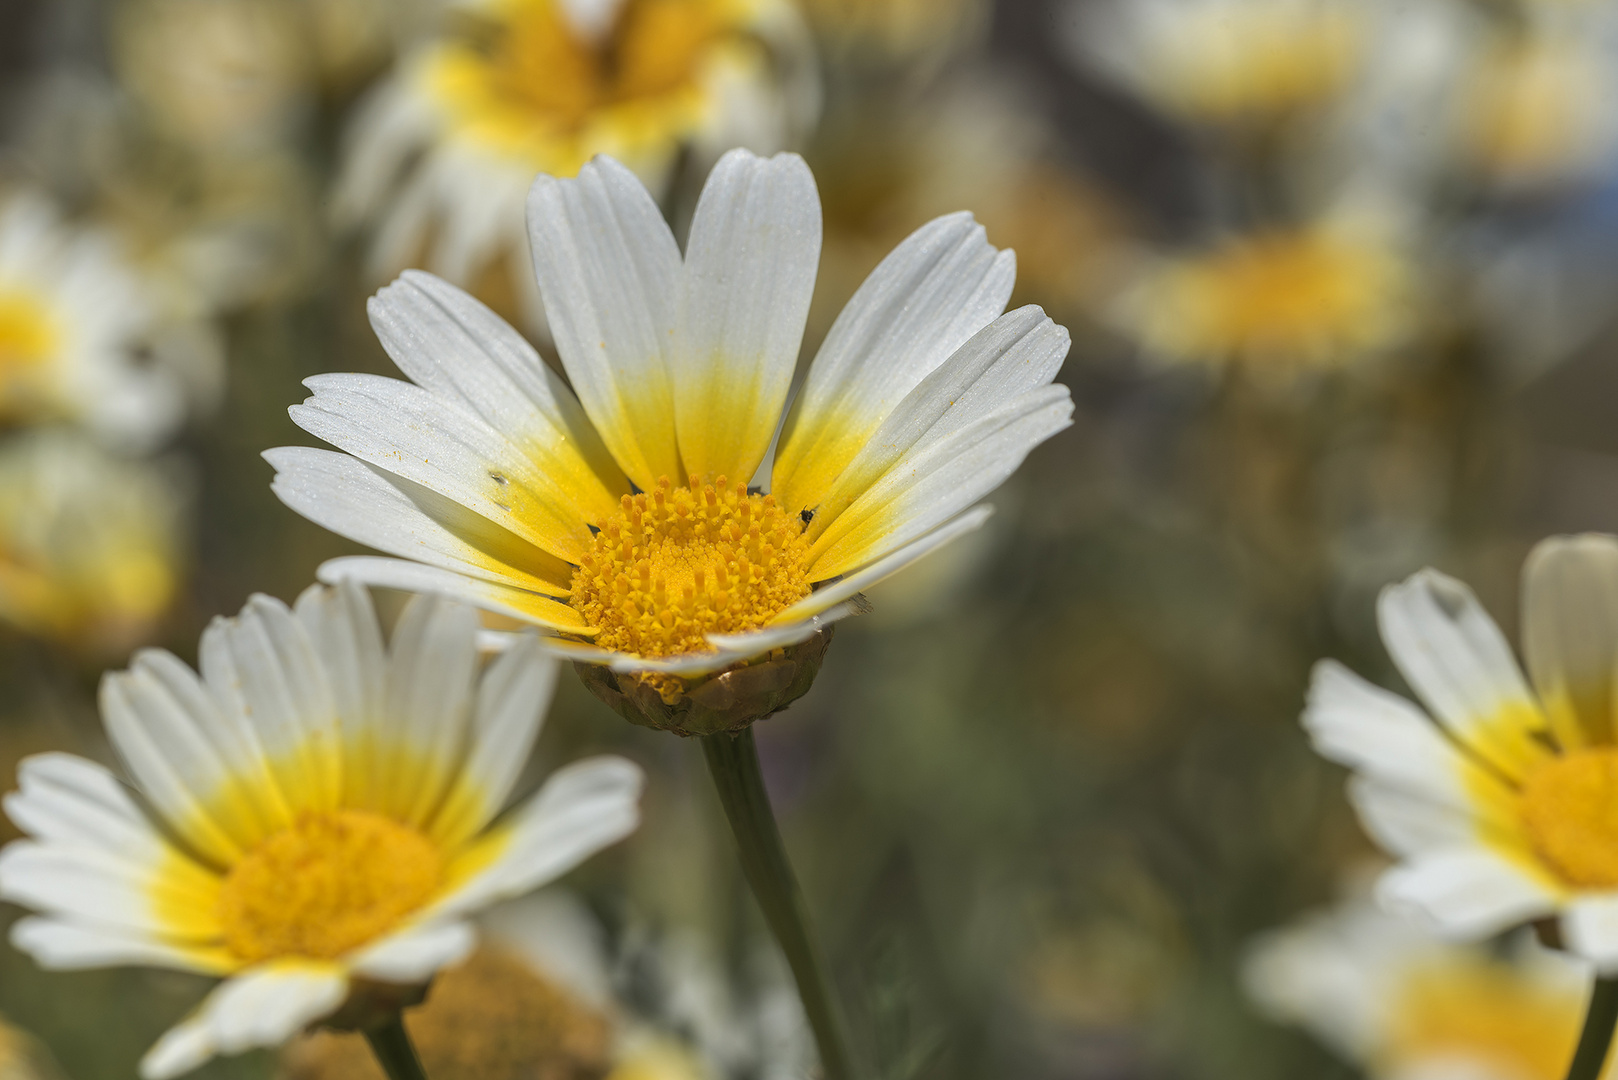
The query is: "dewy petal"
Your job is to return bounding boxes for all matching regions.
[1302,660,1520,835]
[199,595,342,822]
[265,446,575,597]
[773,211,1016,519]
[379,593,479,829]
[432,756,643,922]
[803,307,1068,541]
[676,149,821,485]
[1563,895,1618,974]
[139,962,349,1080]
[10,917,234,975]
[805,387,1074,581]
[1377,847,1563,939]
[367,270,628,524]
[1378,569,1553,781]
[527,156,682,490]
[316,556,592,633]
[346,919,477,984]
[1522,533,1618,750]
[292,373,599,564]
[429,635,559,850]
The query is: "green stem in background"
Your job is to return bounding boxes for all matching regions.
[1565,975,1618,1080]
[703,727,859,1080]
[364,1014,430,1080]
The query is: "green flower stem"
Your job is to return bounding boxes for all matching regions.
[363,1013,430,1080]
[1566,975,1618,1080]
[703,727,859,1080]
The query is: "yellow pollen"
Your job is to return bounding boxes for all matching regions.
[570,475,812,697]
[1522,748,1618,888]
[218,809,443,963]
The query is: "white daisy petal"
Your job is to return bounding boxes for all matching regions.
[1347,777,1490,857]
[773,211,1016,518]
[139,962,348,1080]
[292,372,597,563]
[676,149,821,485]
[1302,660,1516,828]
[771,506,994,624]
[1563,895,1618,973]
[433,756,643,921]
[806,387,1074,580]
[430,634,559,849]
[367,270,627,523]
[707,600,865,655]
[1378,569,1552,779]
[347,920,477,984]
[381,593,479,828]
[1522,533,1618,750]
[1378,847,1561,938]
[10,917,233,975]
[806,307,1067,538]
[4,753,168,859]
[266,446,574,597]
[0,841,218,941]
[315,556,590,632]
[527,156,682,490]
[200,595,341,819]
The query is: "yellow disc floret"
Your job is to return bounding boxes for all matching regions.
[218,810,444,963]
[570,475,812,676]
[1522,748,1618,888]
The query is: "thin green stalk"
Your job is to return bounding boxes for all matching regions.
[1566,975,1618,1080]
[363,1013,430,1080]
[703,727,859,1080]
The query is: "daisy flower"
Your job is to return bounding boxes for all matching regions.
[269,148,1074,731]
[0,191,198,451]
[332,0,815,323]
[1065,0,1368,127]
[0,581,644,1078]
[1246,890,1609,1080]
[1302,533,1618,972]
[1114,205,1414,375]
[0,429,186,655]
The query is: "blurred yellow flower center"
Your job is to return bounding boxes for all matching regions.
[1465,39,1601,181]
[1521,748,1618,887]
[218,810,443,962]
[427,0,736,167]
[570,475,811,673]
[0,290,58,387]
[1153,9,1362,120]
[1388,957,1582,1080]
[1150,228,1404,366]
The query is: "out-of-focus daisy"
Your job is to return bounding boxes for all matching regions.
[281,891,811,1079]
[1302,533,1618,971]
[799,0,987,66]
[1246,892,1609,1080]
[1114,205,1413,374]
[1066,0,1368,127]
[0,582,644,1078]
[0,430,186,655]
[270,149,1073,730]
[0,191,205,451]
[333,0,816,326]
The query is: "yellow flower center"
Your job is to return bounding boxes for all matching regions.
[1387,956,1582,1080]
[570,475,812,673]
[427,0,737,169]
[218,810,444,963]
[0,289,58,405]
[1522,748,1618,888]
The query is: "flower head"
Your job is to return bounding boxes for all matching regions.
[332,0,815,315]
[270,149,1074,731]
[1246,892,1610,1080]
[1302,534,1618,972]
[0,582,643,1078]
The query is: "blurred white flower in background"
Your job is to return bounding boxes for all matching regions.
[1245,888,1609,1080]
[333,0,817,330]
[0,429,187,656]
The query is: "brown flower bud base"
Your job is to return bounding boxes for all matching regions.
[574,627,834,737]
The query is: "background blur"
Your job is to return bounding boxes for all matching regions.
[1,0,1616,1077]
